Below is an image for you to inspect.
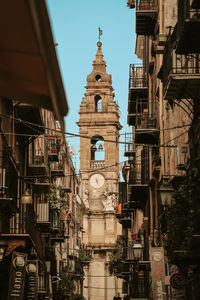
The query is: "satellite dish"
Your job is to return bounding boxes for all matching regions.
[70,145,77,155]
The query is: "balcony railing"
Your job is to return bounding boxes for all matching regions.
[124,133,135,157]
[29,135,48,174]
[162,33,200,100]
[136,0,157,10]
[129,161,149,185]
[129,64,148,90]
[50,154,65,177]
[47,135,61,162]
[90,160,105,169]
[177,0,200,54]
[136,0,157,35]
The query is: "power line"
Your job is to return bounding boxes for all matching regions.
[0,113,191,147]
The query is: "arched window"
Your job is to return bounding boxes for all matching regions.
[95,95,102,112]
[91,135,104,161]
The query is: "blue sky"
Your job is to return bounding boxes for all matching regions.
[46,0,140,170]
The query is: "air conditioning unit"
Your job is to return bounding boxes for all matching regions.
[176,144,189,170]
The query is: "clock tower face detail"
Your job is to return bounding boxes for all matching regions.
[77,40,122,300]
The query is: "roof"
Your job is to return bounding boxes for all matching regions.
[0,0,68,135]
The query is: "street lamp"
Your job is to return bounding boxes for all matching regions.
[157,177,174,206]
[133,240,143,260]
[21,189,33,204]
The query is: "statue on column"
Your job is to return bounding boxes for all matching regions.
[102,186,118,211]
[83,188,89,210]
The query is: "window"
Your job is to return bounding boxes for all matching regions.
[91,135,104,161]
[95,95,102,112]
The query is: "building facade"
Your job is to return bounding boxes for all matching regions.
[0,2,88,299]
[115,0,200,299]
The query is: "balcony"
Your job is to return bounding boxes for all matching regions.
[33,178,51,192]
[36,202,51,232]
[50,153,65,177]
[50,209,65,243]
[47,136,60,162]
[14,104,44,144]
[131,98,159,145]
[124,133,136,157]
[162,33,200,100]
[119,211,132,228]
[176,0,200,54]
[128,159,149,209]
[136,0,157,35]
[1,207,39,251]
[128,65,148,119]
[28,135,48,175]
[192,0,200,9]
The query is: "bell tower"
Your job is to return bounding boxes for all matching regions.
[77,37,122,300]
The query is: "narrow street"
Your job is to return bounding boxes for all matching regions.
[0,1,200,300]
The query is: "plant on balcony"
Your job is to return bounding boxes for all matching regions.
[161,159,200,266]
[47,185,68,210]
[127,0,135,8]
[78,249,93,264]
[109,235,126,276]
[59,271,75,295]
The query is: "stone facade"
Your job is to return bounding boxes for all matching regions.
[77,41,122,300]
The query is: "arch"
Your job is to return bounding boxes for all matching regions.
[95,95,102,112]
[91,135,104,161]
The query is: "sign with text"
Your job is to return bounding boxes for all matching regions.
[149,247,167,300]
[24,260,38,300]
[7,251,27,300]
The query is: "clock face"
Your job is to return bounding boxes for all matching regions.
[89,174,104,189]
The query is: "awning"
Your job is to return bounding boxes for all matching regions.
[0,0,68,135]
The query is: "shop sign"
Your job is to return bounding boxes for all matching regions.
[7,251,27,300]
[24,260,38,299]
[150,247,167,300]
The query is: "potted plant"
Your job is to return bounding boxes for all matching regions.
[78,249,93,265]
[59,271,75,296]
[46,185,69,210]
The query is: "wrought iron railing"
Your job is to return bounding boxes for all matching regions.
[129,64,148,89]
[124,133,135,153]
[129,160,149,185]
[29,135,47,167]
[178,0,200,37]
[162,33,200,89]
[9,207,36,240]
[136,0,157,11]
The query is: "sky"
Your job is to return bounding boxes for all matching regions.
[46,0,140,171]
